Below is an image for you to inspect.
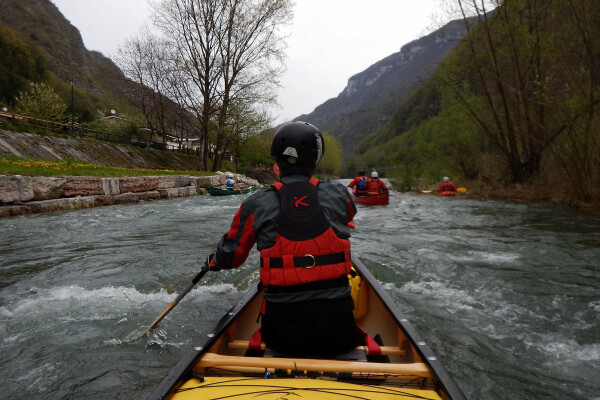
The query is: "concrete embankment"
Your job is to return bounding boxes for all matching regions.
[0,173,259,218]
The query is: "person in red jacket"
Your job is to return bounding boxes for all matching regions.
[437,177,456,193]
[203,121,365,357]
[368,171,388,193]
[348,169,370,196]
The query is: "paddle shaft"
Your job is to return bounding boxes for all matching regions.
[145,269,208,334]
[422,187,466,193]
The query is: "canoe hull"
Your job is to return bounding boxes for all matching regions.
[351,190,389,206]
[439,191,456,196]
[209,186,254,196]
[147,254,465,400]
[174,377,446,399]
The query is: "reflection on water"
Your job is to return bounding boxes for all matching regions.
[0,189,599,399]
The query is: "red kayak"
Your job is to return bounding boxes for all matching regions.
[439,191,456,196]
[352,189,389,206]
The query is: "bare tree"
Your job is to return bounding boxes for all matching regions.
[211,0,292,171]
[117,27,173,147]
[150,0,291,171]
[152,0,223,170]
[432,0,600,205]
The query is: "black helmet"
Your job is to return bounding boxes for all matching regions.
[358,170,365,176]
[271,121,324,167]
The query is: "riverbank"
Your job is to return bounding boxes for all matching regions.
[0,173,260,218]
[458,180,600,215]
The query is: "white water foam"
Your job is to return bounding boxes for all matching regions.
[6,283,239,322]
[453,250,520,263]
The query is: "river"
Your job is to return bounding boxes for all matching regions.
[1,182,599,399]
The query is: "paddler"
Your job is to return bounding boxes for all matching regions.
[437,176,456,193]
[203,121,365,357]
[348,169,370,196]
[224,172,237,190]
[368,171,388,193]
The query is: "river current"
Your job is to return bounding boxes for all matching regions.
[1,181,599,399]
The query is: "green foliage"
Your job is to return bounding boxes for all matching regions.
[14,82,67,121]
[0,155,213,177]
[341,153,368,178]
[236,130,273,174]
[358,81,441,153]
[45,73,127,123]
[361,90,484,190]
[354,0,600,204]
[0,25,47,106]
[317,132,343,176]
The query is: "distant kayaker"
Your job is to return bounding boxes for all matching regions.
[225,172,236,190]
[437,177,456,193]
[368,171,388,193]
[204,121,365,357]
[348,169,370,196]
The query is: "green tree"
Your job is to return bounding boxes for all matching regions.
[439,0,599,183]
[236,129,273,173]
[0,26,46,106]
[317,133,343,176]
[14,82,67,121]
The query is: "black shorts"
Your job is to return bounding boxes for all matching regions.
[261,295,364,357]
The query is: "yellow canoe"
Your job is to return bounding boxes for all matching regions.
[147,254,466,400]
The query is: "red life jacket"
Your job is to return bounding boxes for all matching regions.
[368,179,383,193]
[259,178,351,287]
[439,182,455,192]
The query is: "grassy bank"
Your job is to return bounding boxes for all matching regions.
[0,156,214,177]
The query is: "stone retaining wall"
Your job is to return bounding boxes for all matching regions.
[0,173,260,218]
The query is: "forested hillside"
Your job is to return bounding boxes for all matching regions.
[0,0,139,120]
[359,0,599,207]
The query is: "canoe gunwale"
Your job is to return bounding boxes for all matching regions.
[146,254,466,400]
[351,190,389,206]
[146,284,260,400]
[209,186,254,196]
[350,256,466,400]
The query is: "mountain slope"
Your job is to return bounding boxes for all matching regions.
[297,18,472,152]
[0,0,136,116]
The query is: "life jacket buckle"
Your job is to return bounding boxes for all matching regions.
[304,254,316,268]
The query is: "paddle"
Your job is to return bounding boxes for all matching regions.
[422,187,467,193]
[144,268,208,335]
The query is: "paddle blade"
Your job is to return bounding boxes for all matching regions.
[421,190,433,194]
[272,163,280,176]
[144,301,177,335]
[456,187,467,192]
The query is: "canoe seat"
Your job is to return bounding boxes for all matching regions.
[196,353,431,378]
[228,340,405,357]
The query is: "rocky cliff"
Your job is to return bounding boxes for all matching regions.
[297,18,474,151]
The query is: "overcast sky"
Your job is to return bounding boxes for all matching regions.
[51,0,446,124]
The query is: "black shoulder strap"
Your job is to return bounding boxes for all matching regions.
[276,180,330,241]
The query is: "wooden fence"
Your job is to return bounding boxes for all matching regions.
[0,111,199,155]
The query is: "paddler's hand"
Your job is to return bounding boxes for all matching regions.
[202,253,219,271]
